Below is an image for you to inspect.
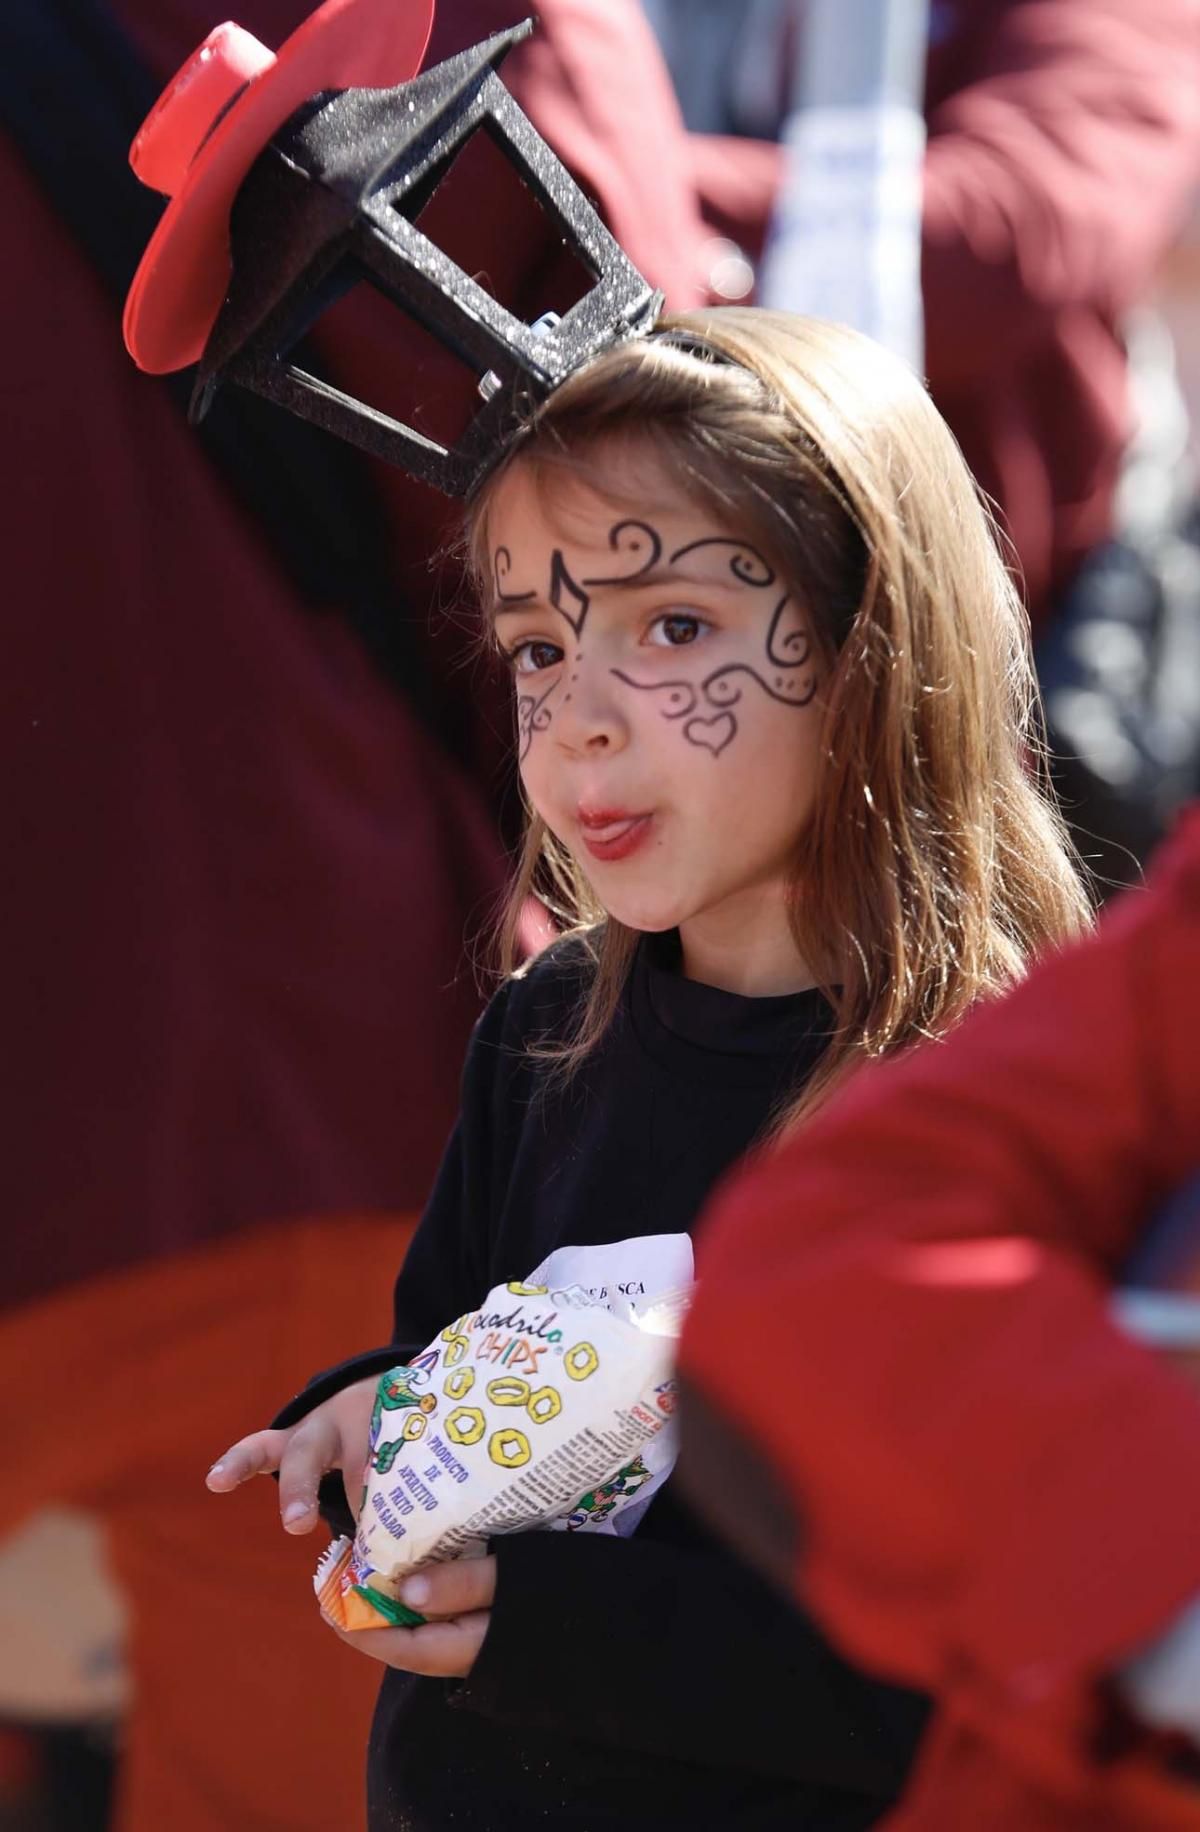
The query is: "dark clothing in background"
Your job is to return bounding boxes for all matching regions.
[278,939,928,1832]
[685,0,1200,627]
[2,0,708,1309]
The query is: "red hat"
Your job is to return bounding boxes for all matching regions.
[123,0,435,375]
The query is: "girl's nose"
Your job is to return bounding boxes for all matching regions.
[553,657,629,757]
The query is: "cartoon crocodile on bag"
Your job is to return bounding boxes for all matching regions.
[369,1369,438,1475]
[566,1456,653,1530]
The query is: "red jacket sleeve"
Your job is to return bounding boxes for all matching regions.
[680,809,1200,1696]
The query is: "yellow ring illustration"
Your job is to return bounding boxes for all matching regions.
[402,1412,428,1441]
[526,1385,562,1424]
[445,1406,486,1446]
[488,1428,531,1468]
[486,1376,530,1407]
[443,1366,475,1401]
[506,1281,549,1296]
[442,1333,470,1367]
[564,1342,599,1381]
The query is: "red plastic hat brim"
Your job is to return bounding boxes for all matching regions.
[123,0,435,375]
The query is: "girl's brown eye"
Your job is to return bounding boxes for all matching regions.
[508,639,564,676]
[648,612,709,648]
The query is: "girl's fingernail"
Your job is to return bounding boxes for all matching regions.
[283,1501,311,1527]
[400,1575,430,1607]
[207,1461,225,1477]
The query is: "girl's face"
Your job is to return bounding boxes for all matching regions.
[486,442,826,957]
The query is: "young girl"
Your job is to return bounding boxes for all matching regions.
[210,309,1091,1830]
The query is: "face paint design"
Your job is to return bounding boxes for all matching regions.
[515,673,561,761]
[487,455,831,953]
[496,544,571,760]
[497,522,666,758]
[608,535,817,756]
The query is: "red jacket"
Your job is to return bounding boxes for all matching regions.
[680,809,1200,1828]
[691,0,1200,626]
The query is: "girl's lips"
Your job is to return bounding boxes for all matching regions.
[579,813,653,862]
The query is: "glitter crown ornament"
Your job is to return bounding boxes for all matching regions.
[125,1,663,496]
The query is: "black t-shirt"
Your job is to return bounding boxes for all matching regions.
[280,936,927,1831]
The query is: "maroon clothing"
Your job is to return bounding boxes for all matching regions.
[3,126,498,1308]
[680,809,1200,1830]
[3,0,708,1307]
[690,0,1200,625]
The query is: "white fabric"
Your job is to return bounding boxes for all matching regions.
[1123,1590,1200,1744]
[759,0,930,371]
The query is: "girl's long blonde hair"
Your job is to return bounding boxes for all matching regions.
[466,308,1092,1126]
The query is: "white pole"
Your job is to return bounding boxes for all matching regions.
[758,0,931,371]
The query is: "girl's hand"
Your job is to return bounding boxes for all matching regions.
[205,1376,378,1533]
[323,1555,497,1679]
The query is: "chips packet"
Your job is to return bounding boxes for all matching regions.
[315,1278,688,1630]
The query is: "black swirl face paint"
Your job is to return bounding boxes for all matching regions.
[494,520,815,763]
[610,534,816,755]
[515,673,561,761]
[495,522,664,758]
[582,520,663,591]
[495,544,581,759]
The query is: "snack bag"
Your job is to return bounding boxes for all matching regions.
[316,1279,687,1630]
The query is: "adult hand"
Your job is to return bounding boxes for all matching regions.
[205,1376,378,1532]
[323,1554,497,1679]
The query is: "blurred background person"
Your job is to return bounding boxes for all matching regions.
[0,1,710,1826]
[645,0,1200,889]
[677,805,1200,1830]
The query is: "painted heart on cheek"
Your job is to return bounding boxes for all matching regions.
[683,712,736,756]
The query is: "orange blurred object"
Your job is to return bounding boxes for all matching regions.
[0,1213,415,1832]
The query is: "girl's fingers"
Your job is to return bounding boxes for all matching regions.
[275,1420,338,1532]
[396,1555,497,1621]
[207,1398,361,1527]
[206,1421,336,1533]
[324,1611,492,1679]
[206,1429,291,1491]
